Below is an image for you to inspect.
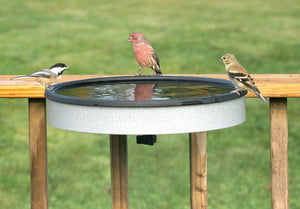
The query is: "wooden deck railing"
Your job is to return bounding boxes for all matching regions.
[1,74,299,209]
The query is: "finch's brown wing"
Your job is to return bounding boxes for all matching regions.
[152,52,160,68]
[152,52,162,74]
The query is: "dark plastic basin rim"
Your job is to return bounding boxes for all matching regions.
[44,75,247,107]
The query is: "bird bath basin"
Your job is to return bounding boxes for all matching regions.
[45,75,247,135]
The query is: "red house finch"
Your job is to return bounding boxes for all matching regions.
[127,32,162,75]
[220,53,268,103]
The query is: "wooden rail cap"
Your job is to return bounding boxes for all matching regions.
[1,74,300,98]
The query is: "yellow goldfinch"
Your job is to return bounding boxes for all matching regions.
[220,53,268,103]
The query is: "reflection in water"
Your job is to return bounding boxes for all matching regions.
[57,83,233,101]
[134,84,155,100]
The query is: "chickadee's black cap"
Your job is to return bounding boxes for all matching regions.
[50,63,68,69]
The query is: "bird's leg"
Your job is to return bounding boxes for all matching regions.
[135,67,142,76]
[135,72,141,76]
[47,85,54,90]
[231,89,241,95]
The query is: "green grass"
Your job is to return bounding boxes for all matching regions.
[0,0,299,208]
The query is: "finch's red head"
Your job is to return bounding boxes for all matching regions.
[127,32,146,45]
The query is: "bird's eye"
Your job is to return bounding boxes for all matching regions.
[131,35,135,38]
[223,57,226,60]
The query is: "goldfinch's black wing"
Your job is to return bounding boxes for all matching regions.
[228,66,260,93]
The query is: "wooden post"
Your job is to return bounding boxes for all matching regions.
[270,98,289,209]
[110,135,128,209]
[28,98,48,209]
[189,132,207,209]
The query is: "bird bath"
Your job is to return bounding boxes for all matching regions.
[44,75,247,208]
[45,75,247,135]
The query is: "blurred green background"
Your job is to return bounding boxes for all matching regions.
[0,0,299,208]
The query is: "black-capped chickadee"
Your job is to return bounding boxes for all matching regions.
[11,63,69,87]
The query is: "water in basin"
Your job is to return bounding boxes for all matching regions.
[56,83,233,101]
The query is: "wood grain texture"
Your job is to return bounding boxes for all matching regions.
[189,132,207,209]
[1,74,300,98]
[270,98,289,209]
[110,135,128,209]
[28,98,48,209]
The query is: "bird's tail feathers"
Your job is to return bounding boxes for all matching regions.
[258,94,268,103]
[250,89,268,103]
[10,76,32,80]
[152,64,162,75]
[154,67,163,75]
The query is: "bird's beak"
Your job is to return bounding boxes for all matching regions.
[219,58,223,61]
[127,37,132,42]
